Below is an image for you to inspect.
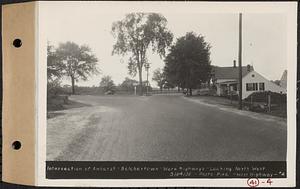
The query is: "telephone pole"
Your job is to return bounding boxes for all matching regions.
[238,13,243,110]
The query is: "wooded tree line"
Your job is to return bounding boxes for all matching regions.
[51,76,150,95]
[48,13,212,96]
[98,76,151,95]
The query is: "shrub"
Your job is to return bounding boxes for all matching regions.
[244,91,286,104]
[47,79,63,98]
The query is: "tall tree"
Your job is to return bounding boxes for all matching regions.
[111,13,173,95]
[56,41,99,94]
[119,77,139,92]
[164,32,211,96]
[100,75,116,93]
[47,42,63,81]
[152,68,166,91]
[47,42,65,96]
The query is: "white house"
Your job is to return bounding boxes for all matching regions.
[242,70,286,99]
[211,61,286,99]
[211,61,254,98]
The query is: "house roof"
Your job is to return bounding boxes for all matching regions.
[280,70,287,82]
[211,65,254,80]
[279,70,287,89]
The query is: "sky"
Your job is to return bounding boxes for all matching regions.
[41,2,287,88]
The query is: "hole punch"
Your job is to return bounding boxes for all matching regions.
[13,38,22,48]
[12,141,21,150]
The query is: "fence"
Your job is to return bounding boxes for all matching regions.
[243,91,287,117]
[150,89,183,95]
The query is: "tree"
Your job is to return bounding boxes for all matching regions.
[152,68,166,91]
[100,75,116,94]
[47,43,63,81]
[47,42,65,97]
[163,81,175,90]
[55,41,99,94]
[164,32,211,96]
[111,13,173,95]
[119,77,138,92]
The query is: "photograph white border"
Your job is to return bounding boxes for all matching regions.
[36,1,297,187]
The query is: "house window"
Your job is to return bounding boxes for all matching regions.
[232,84,237,91]
[246,83,253,91]
[246,83,258,91]
[254,83,258,91]
[259,82,265,91]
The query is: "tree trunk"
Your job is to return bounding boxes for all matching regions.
[160,86,163,92]
[71,76,75,95]
[189,88,192,96]
[138,67,143,96]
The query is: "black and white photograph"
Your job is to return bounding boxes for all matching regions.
[39,1,296,186]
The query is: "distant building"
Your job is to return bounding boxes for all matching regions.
[279,70,287,89]
[211,61,286,99]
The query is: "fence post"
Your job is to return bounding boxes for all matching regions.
[268,92,271,112]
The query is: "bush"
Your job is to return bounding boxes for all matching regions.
[224,94,239,101]
[244,91,286,104]
[47,95,69,111]
[47,79,64,98]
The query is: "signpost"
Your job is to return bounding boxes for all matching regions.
[133,83,138,95]
[145,63,150,95]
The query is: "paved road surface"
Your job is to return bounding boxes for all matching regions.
[47,95,286,161]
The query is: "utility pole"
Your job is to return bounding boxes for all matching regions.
[238,13,243,110]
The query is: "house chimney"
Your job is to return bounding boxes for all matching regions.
[233,60,236,68]
[247,64,251,72]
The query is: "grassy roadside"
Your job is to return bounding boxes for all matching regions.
[47,96,89,119]
[188,95,286,118]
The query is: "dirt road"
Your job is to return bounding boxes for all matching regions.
[47,95,286,161]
